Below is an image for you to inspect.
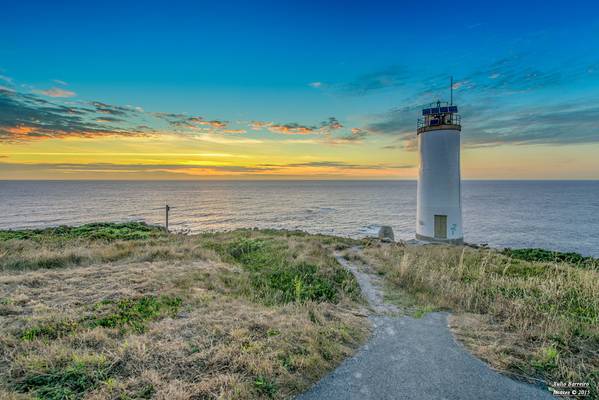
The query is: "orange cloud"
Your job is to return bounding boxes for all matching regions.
[250,121,273,130]
[0,123,151,142]
[268,124,315,135]
[201,120,227,128]
[6,126,35,135]
[34,87,76,98]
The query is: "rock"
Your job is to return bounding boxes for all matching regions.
[378,226,395,242]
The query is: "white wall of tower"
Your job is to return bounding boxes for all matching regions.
[416,128,463,242]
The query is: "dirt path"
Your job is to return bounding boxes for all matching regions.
[296,250,553,400]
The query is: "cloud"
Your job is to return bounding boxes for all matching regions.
[0,75,13,84]
[368,97,599,150]
[355,53,599,151]
[283,161,412,170]
[0,90,153,142]
[0,86,15,93]
[154,113,228,129]
[0,85,356,147]
[324,127,369,145]
[153,112,187,120]
[34,87,76,98]
[304,66,408,96]
[451,80,472,90]
[450,54,572,95]
[0,160,414,178]
[91,101,131,116]
[0,162,279,175]
[365,105,418,138]
[465,102,599,147]
[194,134,263,145]
[96,116,124,123]
[280,138,320,144]
[0,87,259,144]
[268,123,316,135]
[250,121,272,130]
[257,117,343,135]
[53,79,68,86]
[338,65,407,95]
[322,117,343,131]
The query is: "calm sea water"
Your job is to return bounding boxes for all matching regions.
[1,180,598,257]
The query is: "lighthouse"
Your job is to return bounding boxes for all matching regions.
[415,94,463,244]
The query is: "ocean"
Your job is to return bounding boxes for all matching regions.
[1,180,598,257]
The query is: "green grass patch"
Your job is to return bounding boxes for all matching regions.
[88,295,182,333]
[14,357,113,400]
[532,346,559,372]
[254,376,278,397]
[412,305,437,319]
[21,319,79,341]
[21,295,182,340]
[209,235,358,305]
[500,260,547,278]
[0,222,163,242]
[502,248,598,269]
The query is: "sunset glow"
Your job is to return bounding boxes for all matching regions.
[2,1,599,180]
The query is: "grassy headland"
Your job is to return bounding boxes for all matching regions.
[0,223,368,399]
[1,223,597,398]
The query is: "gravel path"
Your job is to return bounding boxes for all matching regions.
[297,250,553,400]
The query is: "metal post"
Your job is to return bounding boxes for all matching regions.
[450,76,453,106]
[165,204,170,232]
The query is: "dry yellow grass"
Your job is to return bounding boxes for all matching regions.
[357,242,599,396]
[0,227,370,399]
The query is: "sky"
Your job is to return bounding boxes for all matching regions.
[1,0,599,180]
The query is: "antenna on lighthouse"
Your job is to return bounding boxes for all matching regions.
[450,76,453,106]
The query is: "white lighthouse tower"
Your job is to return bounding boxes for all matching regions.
[415,89,463,244]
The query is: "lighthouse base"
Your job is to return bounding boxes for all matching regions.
[415,233,463,245]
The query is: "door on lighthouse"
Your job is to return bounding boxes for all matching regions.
[434,215,447,239]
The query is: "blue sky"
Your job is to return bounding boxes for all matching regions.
[1,0,599,179]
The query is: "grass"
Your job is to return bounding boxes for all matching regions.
[14,356,113,400]
[5,222,596,397]
[502,247,599,270]
[0,224,369,399]
[20,295,183,341]
[0,222,163,242]
[0,223,211,272]
[205,235,359,305]
[357,241,599,397]
[87,295,182,333]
